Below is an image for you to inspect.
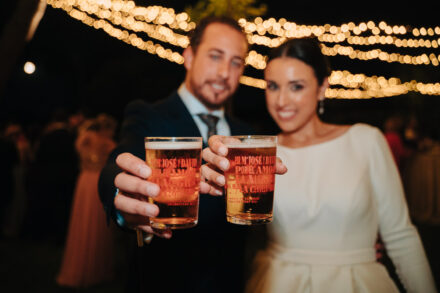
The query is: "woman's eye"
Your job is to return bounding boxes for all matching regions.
[210,54,221,60]
[267,82,278,90]
[290,84,304,91]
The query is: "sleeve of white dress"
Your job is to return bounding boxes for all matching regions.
[369,127,437,293]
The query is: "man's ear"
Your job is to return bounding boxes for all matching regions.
[183,46,194,71]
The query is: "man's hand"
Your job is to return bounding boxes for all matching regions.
[375,238,385,261]
[114,152,172,238]
[200,135,288,195]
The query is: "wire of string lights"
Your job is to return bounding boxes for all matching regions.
[46,0,440,98]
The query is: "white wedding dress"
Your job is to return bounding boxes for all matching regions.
[246,123,437,293]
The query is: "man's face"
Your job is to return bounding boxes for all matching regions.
[184,23,248,111]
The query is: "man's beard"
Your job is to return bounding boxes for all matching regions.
[191,79,232,110]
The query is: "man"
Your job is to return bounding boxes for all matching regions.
[99,16,259,293]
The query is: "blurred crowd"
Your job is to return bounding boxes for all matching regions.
[1,109,439,242]
[0,110,440,243]
[0,108,119,243]
[383,113,440,226]
[0,107,439,290]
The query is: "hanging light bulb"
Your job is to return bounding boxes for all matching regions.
[24,61,36,74]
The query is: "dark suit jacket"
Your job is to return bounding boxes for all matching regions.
[99,92,255,293]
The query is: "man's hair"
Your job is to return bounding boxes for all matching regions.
[188,16,247,53]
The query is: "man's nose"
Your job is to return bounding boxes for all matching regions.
[217,61,230,80]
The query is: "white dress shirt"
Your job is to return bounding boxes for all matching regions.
[178,83,231,143]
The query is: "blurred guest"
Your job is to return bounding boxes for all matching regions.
[2,123,31,237]
[404,114,420,150]
[202,37,437,293]
[4,123,32,163]
[67,108,86,132]
[402,133,440,225]
[383,114,412,171]
[57,113,117,288]
[24,108,79,243]
[0,129,19,237]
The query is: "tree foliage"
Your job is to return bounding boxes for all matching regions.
[185,0,267,23]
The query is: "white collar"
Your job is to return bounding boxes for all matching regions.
[178,83,225,118]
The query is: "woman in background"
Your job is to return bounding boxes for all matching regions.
[57,113,117,288]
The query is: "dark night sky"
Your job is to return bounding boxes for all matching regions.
[1,0,439,136]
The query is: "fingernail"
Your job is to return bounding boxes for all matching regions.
[139,165,149,178]
[216,176,225,186]
[215,189,223,196]
[219,159,229,171]
[145,203,159,217]
[147,184,160,197]
[218,146,227,156]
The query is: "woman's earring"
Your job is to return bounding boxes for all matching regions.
[318,99,324,115]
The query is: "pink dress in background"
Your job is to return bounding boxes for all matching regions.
[56,130,116,288]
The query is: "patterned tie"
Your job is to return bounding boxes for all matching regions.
[197,113,219,140]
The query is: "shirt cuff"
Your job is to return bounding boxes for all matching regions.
[114,188,126,228]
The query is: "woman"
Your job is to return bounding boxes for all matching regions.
[201,37,437,293]
[57,114,117,288]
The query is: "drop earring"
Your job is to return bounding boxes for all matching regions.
[318,98,324,115]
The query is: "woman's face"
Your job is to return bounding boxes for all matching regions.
[264,57,328,134]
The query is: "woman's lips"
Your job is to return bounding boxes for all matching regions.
[277,109,296,120]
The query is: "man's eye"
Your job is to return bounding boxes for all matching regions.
[231,60,243,68]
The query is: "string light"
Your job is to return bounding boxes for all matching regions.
[24,61,36,74]
[241,17,440,64]
[50,0,192,47]
[49,0,440,68]
[248,33,440,66]
[239,17,440,39]
[64,5,185,64]
[321,43,439,66]
[46,0,440,98]
[52,0,196,30]
[239,75,266,89]
[249,31,439,50]
[51,0,440,66]
[240,70,440,98]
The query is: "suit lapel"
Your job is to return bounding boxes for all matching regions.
[153,93,254,140]
[153,92,201,137]
[226,115,255,136]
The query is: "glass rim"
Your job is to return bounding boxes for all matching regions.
[144,137,203,142]
[222,135,277,147]
[226,135,277,139]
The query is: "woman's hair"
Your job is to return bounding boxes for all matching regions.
[267,37,331,85]
[78,114,117,134]
[96,113,117,132]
